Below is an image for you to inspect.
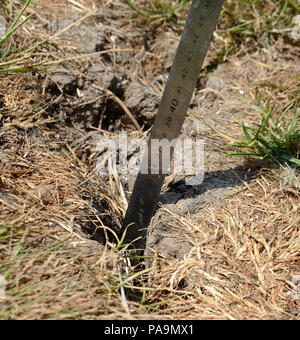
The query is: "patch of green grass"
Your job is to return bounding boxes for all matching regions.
[0,0,44,73]
[0,0,58,74]
[229,100,299,166]
[125,0,298,51]
[196,98,300,167]
[220,0,298,51]
[125,0,190,24]
[0,0,33,62]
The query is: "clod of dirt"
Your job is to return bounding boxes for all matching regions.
[145,213,193,265]
[47,63,123,96]
[205,75,225,93]
[181,116,205,138]
[45,17,163,131]
[0,15,6,37]
[86,64,123,95]
[152,30,179,70]
[45,63,125,130]
[47,71,78,95]
[124,82,160,120]
[50,18,73,33]
[145,166,252,266]
[50,18,107,53]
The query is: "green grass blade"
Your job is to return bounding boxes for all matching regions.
[280,154,300,166]
[124,0,149,18]
[0,0,33,46]
[0,13,34,47]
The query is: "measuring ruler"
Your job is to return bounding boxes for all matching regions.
[121,0,224,254]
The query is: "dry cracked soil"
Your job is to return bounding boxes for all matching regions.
[43,14,253,256]
[21,2,297,260]
[0,0,299,320]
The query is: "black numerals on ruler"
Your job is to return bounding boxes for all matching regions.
[170,98,179,113]
[199,0,209,26]
[164,86,182,134]
[163,0,211,134]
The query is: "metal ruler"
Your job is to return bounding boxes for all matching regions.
[121,0,224,254]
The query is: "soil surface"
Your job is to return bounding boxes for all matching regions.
[1,0,299,320]
[33,5,298,258]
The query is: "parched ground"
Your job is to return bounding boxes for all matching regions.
[0,0,299,319]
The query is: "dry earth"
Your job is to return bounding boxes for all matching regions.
[0,0,299,319]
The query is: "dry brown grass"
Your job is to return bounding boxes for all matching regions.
[144,167,300,319]
[2,145,298,319]
[0,0,299,319]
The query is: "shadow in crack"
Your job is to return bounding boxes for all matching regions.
[158,163,260,206]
